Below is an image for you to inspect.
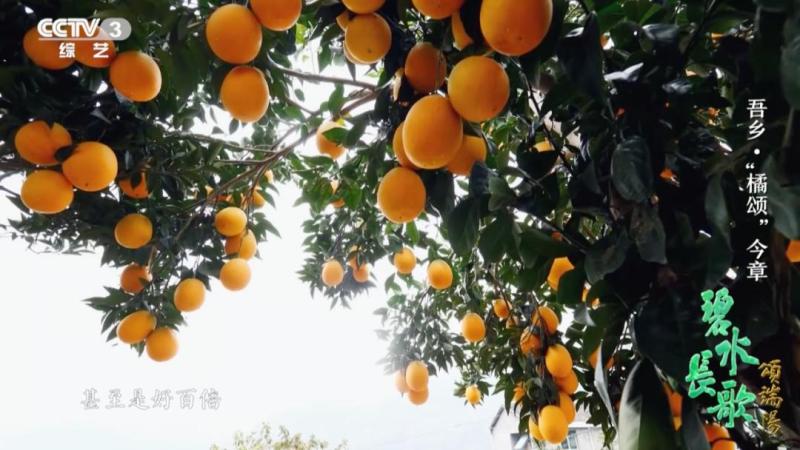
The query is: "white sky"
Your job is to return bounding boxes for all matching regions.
[0,53,503,449]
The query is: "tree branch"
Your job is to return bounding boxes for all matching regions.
[268,56,377,90]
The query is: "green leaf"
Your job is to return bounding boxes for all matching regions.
[782,36,800,109]
[593,343,617,429]
[557,267,585,306]
[556,13,605,100]
[517,226,572,263]
[585,228,631,283]
[322,127,348,145]
[618,359,678,450]
[478,213,512,263]
[680,397,711,450]
[611,136,653,203]
[629,205,666,263]
[488,175,515,211]
[447,197,481,255]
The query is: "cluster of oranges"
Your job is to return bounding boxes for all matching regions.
[205,0,303,123]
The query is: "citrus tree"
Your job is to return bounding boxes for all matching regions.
[1,0,800,449]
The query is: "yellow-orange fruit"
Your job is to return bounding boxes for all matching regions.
[786,240,800,263]
[451,12,474,50]
[114,213,153,249]
[446,135,487,176]
[520,328,541,354]
[465,385,481,405]
[558,391,576,423]
[393,247,416,274]
[535,140,554,152]
[555,370,579,395]
[448,56,510,122]
[538,405,568,444]
[529,417,544,441]
[116,310,156,344]
[705,423,735,450]
[391,122,417,169]
[531,305,559,334]
[321,260,345,287]
[75,27,117,68]
[480,0,553,56]
[120,264,151,294]
[214,206,247,237]
[205,4,263,64]
[109,51,162,102]
[146,327,178,362]
[545,344,573,378]
[377,167,426,224]
[14,121,72,166]
[221,65,270,123]
[336,11,352,30]
[408,387,429,405]
[343,0,385,13]
[119,173,149,199]
[405,361,429,392]
[461,312,486,343]
[344,13,391,64]
[316,121,346,159]
[665,384,683,417]
[20,170,74,214]
[62,141,118,192]
[402,95,463,169]
[173,278,206,312]
[404,42,446,93]
[660,167,675,182]
[352,261,370,283]
[22,28,74,70]
[547,257,574,290]
[329,180,346,208]
[513,382,525,404]
[492,298,510,319]
[412,0,464,19]
[220,258,251,291]
[427,259,453,290]
[251,0,303,31]
[394,370,409,393]
[225,229,257,260]
[673,416,683,430]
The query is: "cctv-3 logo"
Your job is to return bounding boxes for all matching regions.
[36,18,131,60]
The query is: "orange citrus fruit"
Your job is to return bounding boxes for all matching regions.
[704,423,734,450]
[538,405,568,444]
[214,206,247,237]
[205,4,263,64]
[520,328,542,354]
[393,247,416,274]
[786,240,800,263]
[344,13,391,64]
[531,305,559,334]
[448,55,510,122]
[665,384,683,417]
[174,278,206,312]
[391,122,417,169]
[529,417,544,441]
[20,170,74,214]
[109,51,162,102]
[221,65,270,123]
[146,327,178,362]
[558,391,576,423]
[120,264,151,294]
[461,312,486,343]
[427,259,453,290]
[404,42,446,93]
[513,382,525,404]
[492,298,510,319]
[547,257,574,290]
[545,344,573,378]
[480,0,553,56]
[412,0,464,19]
[251,0,303,31]
[74,27,117,68]
[402,95,463,169]
[343,0,385,13]
[394,370,409,393]
[114,213,153,249]
[62,141,118,192]
[225,229,257,260]
[119,172,149,199]
[22,27,73,70]
[555,369,578,395]
[321,260,345,287]
[116,310,156,344]
[405,360,429,392]
[446,135,487,176]
[407,387,429,405]
[465,384,481,405]
[14,120,72,166]
[316,121,346,159]
[377,167,426,224]
[351,260,370,283]
[451,12,474,50]
[220,258,251,291]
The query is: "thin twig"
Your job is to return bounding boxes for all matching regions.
[268,56,378,90]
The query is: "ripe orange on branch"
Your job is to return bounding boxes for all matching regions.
[119,173,149,199]
[538,405,568,444]
[114,213,153,250]
[344,13,391,65]
[465,385,481,405]
[116,310,156,344]
[316,121,346,159]
[393,247,416,274]
[215,207,248,237]
[220,258,251,291]
[407,387,429,405]
[109,51,162,102]
[480,0,553,56]
[404,42,446,94]
[448,56,510,123]
[427,259,453,290]
[343,0,385,14]
[377,167,426,224]
[22,28,73,70]
[20,170,74,214]
[321,260,345,287]
[412,0,464,19]
[402,95,463,169]
[173,278,206,312]
[545,344,573,378]
[531,305,559,334]
[120,264,151,294]
[14,120,72,166]
[446,135,487,176]
[220,66,270,123]
[405,361,429,392]
[205,4,263,64]
[492,298,510,319]
[460,312,486,343]
[146,327,179,362]
[391,122,417,169]
[62,142,118,192]
[251,0,303,31]
[225,230,257,260]
[547,257,574,290]
[451,12,474,50]
[74,27,116,68]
